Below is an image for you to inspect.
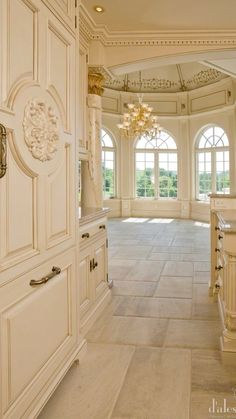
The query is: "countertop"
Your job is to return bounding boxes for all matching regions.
[79,207,110,226]
[216,210,236,233]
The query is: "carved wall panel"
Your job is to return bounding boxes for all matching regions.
[47,22,71,131]
[42,0,75,33]
[46,145,71,248]
[3,0,38,108]
[0,134,38,268]
[23,99,59,162]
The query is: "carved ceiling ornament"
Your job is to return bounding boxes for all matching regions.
[23,99,59,162]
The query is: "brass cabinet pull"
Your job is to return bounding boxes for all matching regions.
[215,248,220,252]
[30,266,61,286]
[215,226,220,231]
[99,225,106,230]
[215,265,223,271]
[0,124,7,179]
[82,232,90,239]
[218,234,223,240]
[90,259,98,271]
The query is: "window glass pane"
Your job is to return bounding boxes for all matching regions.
[102,150,115,199]
[101,129,113,147]
[216,151,230,194]
[158,153,177,198]
[136,153,155,198]
[197,152,212,201]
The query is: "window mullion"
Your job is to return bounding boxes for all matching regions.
[155,152,159,199]
[212,150,216,194]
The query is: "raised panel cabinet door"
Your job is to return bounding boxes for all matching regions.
[0,249,77,419]
[79,246,94,318]
[93,237,108,299]
[0,0,76,275]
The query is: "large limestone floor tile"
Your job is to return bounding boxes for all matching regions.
[125,260,165,282]
[152,245,194,253]
[191,350,236,418]
[39,343,135,419]
[192,349,236,393]
[112,245,152,260]
[162,261,193,276]
[193,271,210,284]
[192,284,219,320]
[194,261,210,272]
[111,347,191,419]
[112,280,156,297]
[148,252,184,261]
[165,319,221,349]
[86,315,168,347]
[109,259,137,281]
[154,276,193,299]
[114,296,192,319]
[183,253,210,262]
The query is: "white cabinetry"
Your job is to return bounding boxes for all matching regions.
[210,195,236,353]
[0,1,86,418]
[79,211,111,334]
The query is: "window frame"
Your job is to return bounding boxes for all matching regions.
[195,126,230,201]
[135,131,178,200]
[101,128,117,199]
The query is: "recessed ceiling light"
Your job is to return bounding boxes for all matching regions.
[94,5,105,13]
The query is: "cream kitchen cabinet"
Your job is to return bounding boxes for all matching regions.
[0,250,85,419]
[210,195,236,354]
[79,209,111,334]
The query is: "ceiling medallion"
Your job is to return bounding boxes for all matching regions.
[23,99,59,162]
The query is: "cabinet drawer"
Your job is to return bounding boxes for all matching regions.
[0,250,77,418]
[79,218,107,246]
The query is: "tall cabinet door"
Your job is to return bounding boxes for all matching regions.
[0,0,76,276]
[0,1,78,418]
[93,237,108,299]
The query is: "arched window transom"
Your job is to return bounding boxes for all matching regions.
[135,131,178,199]
[196,126,230,201]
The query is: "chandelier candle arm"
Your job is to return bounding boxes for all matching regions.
[117,94,161,139]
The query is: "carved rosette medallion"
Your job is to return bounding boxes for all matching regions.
[23,99,59,162]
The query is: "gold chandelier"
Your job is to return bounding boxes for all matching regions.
[117,93,162,139]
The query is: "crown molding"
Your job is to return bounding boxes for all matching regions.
[79,4,236,47]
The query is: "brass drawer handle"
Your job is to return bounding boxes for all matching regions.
[215,265,223,271]
[30,266,61,286]
[99,225,106,230]
[0,124,7,179]
[82,232,90,239]
[215,248,220,252]
[218,234,223,240]
[215,226,220,231]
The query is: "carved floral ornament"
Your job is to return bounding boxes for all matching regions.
[23,99,59,162]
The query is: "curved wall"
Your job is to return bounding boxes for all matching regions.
[102,77,236,222]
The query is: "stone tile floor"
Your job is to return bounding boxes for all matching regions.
[39,218,236,419]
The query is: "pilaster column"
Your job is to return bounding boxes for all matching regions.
[81,72,104,209]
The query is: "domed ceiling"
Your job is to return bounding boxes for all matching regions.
[104,62,228,93]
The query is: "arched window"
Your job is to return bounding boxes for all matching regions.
[195,126,230,201]
[135,131,177,199]
[101,128,116,199]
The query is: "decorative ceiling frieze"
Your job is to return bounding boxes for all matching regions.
[79,6,236,48]
[103,65,227,93]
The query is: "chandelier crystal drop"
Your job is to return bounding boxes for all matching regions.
[117,93,162,139]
